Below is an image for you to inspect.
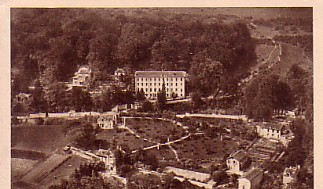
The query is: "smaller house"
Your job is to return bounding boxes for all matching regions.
[256,122,293,146]
[226,150,249,174]
[114,68,125,77]
[72,65,91,87]
[256,122,283,140]
[283,165,300,189]
[238,168,263,189]
[15,93,31,104]
[97,112,120,130]
[96,149,117,174]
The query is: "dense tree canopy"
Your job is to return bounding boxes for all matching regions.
[244,74,293,120]
[11,8,256,99]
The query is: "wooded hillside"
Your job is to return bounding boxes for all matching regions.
[11,8,256,95]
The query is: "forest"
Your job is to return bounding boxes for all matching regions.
[11,8,256,97]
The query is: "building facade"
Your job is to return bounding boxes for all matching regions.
[134,71,186,99]
[97,112,120,130]
[226,150,249,174]
[256,123,283,140]
[283,166,300,189]
[72,65,91,87]
[238,168,263,189]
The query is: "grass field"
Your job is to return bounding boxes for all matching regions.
[126,118,186,143]
[12,125,69,155]
[255,44,276,63]
[270,43,313,78]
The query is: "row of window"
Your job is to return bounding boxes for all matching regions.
[266,128,280,133]
[137,88,183,93]
[137,82,183,87]
[145,93,184,98]
[136,77,183,82]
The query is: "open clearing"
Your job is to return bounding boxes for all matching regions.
[270,43,313,78]
[12,125,69,155]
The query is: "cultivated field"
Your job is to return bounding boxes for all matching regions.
[11,158,38,181]
[125,118,186,143]
[172,135,238,161]
[96,130,153,151]
[38,155,89,188]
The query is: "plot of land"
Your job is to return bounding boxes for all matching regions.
[96,130,153,151]
[38,155,89,188]
[12,125,69,155]
[171,135,238,162]
[270,43,313,78]
[11,158,39,181]
[20,154,69,184]
[125,118,186,143]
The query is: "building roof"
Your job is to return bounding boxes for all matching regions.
[256,122,283,130]
[284,166,299,176]
[100,112,119,116]
[135,71,186,78]
[164,166,210,183]
[229,150,248,162]
[115,68,125,74]
[241,168,263,181]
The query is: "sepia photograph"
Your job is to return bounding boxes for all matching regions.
[9,7,314,189]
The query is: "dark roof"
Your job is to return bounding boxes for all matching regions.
[135,71,186,78]
[229,150,248,162]
[256,122,283,130]
[242,168,263,181]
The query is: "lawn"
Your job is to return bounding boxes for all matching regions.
[125,118,186,143]
[12,125,69,155]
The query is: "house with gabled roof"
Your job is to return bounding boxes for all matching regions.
[226,150,250,175]
[238,168,263,189]
[97,112,120,130]
[256,122,284,140]
[72,65,91,87]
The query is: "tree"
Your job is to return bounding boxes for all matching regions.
[136,89,146,102]
[45,82,68,112]
[189,58,223,96]
[30,80,47,113]
[68,87,93,112]
[244,74,293,121]
[191,92,204,110]
[157,83,167,111]
[141,100,154,112]
[66,121,96,150]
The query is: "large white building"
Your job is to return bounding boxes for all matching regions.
[134,71,186,99]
